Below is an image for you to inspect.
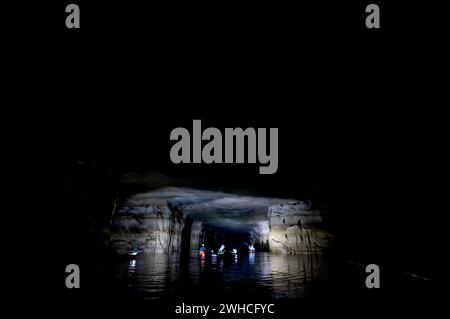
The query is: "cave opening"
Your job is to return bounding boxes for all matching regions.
[111,186,330,256]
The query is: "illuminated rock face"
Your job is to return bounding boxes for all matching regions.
[110,188,332,255]
[110,200,184,255]
[268,202,332,254]
[189,220,203,252]
[250,221,270,251]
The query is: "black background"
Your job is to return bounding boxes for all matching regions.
[10,0,440,317]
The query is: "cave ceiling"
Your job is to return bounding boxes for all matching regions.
[124,187,295,232]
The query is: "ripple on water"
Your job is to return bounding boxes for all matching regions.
[107,252,328,300]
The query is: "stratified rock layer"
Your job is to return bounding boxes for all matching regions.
[110,199,184,255]
[189,220,203,252]
[268,202,332,254]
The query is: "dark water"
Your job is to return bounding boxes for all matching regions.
[39,251,433,319]
[105,252,329,301]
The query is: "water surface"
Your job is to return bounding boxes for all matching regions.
[106,252,329,301]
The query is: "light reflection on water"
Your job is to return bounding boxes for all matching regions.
[109,252,328,301]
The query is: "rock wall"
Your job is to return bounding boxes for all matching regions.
[189,220,203,252]
[268,202,332,254]
[250,221,270,251]
[110,199,184,255]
